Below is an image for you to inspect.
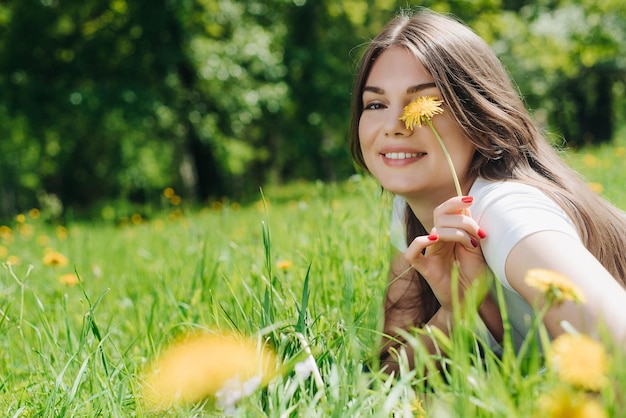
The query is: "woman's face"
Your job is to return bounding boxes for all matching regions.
[358,46,476,202]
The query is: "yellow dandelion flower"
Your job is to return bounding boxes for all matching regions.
[7,255,19,265]
[524,269,586,305]
[0,225,12,241]
[28,208,40,219]
[163,187,175,199]
[535,387,607,418]
[399,96,444,129]
[0,246,7,258]
[211,201,224,211]
[131,213,143,225]
[59,273,80,286]
[615,146,625,157]
[141,332,278,411]
[549,333,608,391]
[276,259,293,270]
[582,154,597,168]
[43,250,69,267]
[15,214,26,224]
[587,182,603,194]
[170,195,181,206]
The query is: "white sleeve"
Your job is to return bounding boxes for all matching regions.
[471,181,580,291]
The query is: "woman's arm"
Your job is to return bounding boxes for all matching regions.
[506,230,626,343]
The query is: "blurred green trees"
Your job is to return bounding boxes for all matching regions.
[0,0,624,219]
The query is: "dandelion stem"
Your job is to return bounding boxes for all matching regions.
[426,119,463,198]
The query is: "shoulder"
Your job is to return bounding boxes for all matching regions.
[470,177,580,290]
[470,177,578,236]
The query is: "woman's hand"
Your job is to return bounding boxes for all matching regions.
[404,196,487,314]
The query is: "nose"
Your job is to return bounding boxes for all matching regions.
[384,106,412,137]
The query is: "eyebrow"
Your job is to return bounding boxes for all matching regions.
[363,82,437,95]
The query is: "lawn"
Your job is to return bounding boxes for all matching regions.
[1,129,625,417]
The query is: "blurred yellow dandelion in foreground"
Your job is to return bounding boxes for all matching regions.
[276,260,293,270]
[535,387,607,418]
[59,273,80,286]
[0,246,7,258]
[549,333,608,391]
[7,255,19,265]
[43,250,69,267]
[524,269,586,304]
[141,333,279,411]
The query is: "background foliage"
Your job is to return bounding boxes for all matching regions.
[0,0,625,219]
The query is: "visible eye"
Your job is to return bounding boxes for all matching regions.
[363,101,386,111]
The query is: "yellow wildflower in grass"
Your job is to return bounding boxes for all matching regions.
[7,255,19,265]
[399,96,462,197]
[59,273,80,286]
[524,269,586,305]
[28,208,40,219]
[43,250,69,267]
[276,259,293,271]
[0,246,6,258]
[163,187,175,199]
[131,213,143,225]
[15,214,26,224]
[535,387,607,418]
[615,146,625,157]
[582,154,597,168]
[0,225,12,242]
[549,333,608,391]
[170,195,181,206]
[141,332,279,411]
[587,182,604,194]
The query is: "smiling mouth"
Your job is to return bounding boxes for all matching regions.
[383,152,425,160]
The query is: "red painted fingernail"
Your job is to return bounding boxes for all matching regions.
[428,234,439,241]
[470,237,478,248]
[461,196,473,203]
[478,228,487,239]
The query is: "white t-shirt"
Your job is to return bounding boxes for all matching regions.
[390,177,581,351]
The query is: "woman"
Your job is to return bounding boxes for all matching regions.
[349,8,626,373]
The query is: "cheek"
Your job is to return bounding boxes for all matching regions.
[358,116,374,147]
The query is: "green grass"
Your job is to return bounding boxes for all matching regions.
[1,130,625,417]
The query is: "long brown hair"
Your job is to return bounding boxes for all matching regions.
[350,9,626,325]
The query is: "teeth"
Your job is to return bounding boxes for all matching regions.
[384,152,421,160]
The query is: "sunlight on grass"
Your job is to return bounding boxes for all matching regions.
[0,141,624,415]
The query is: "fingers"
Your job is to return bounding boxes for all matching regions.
[404,234,440,266]
[431,195,487,250]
